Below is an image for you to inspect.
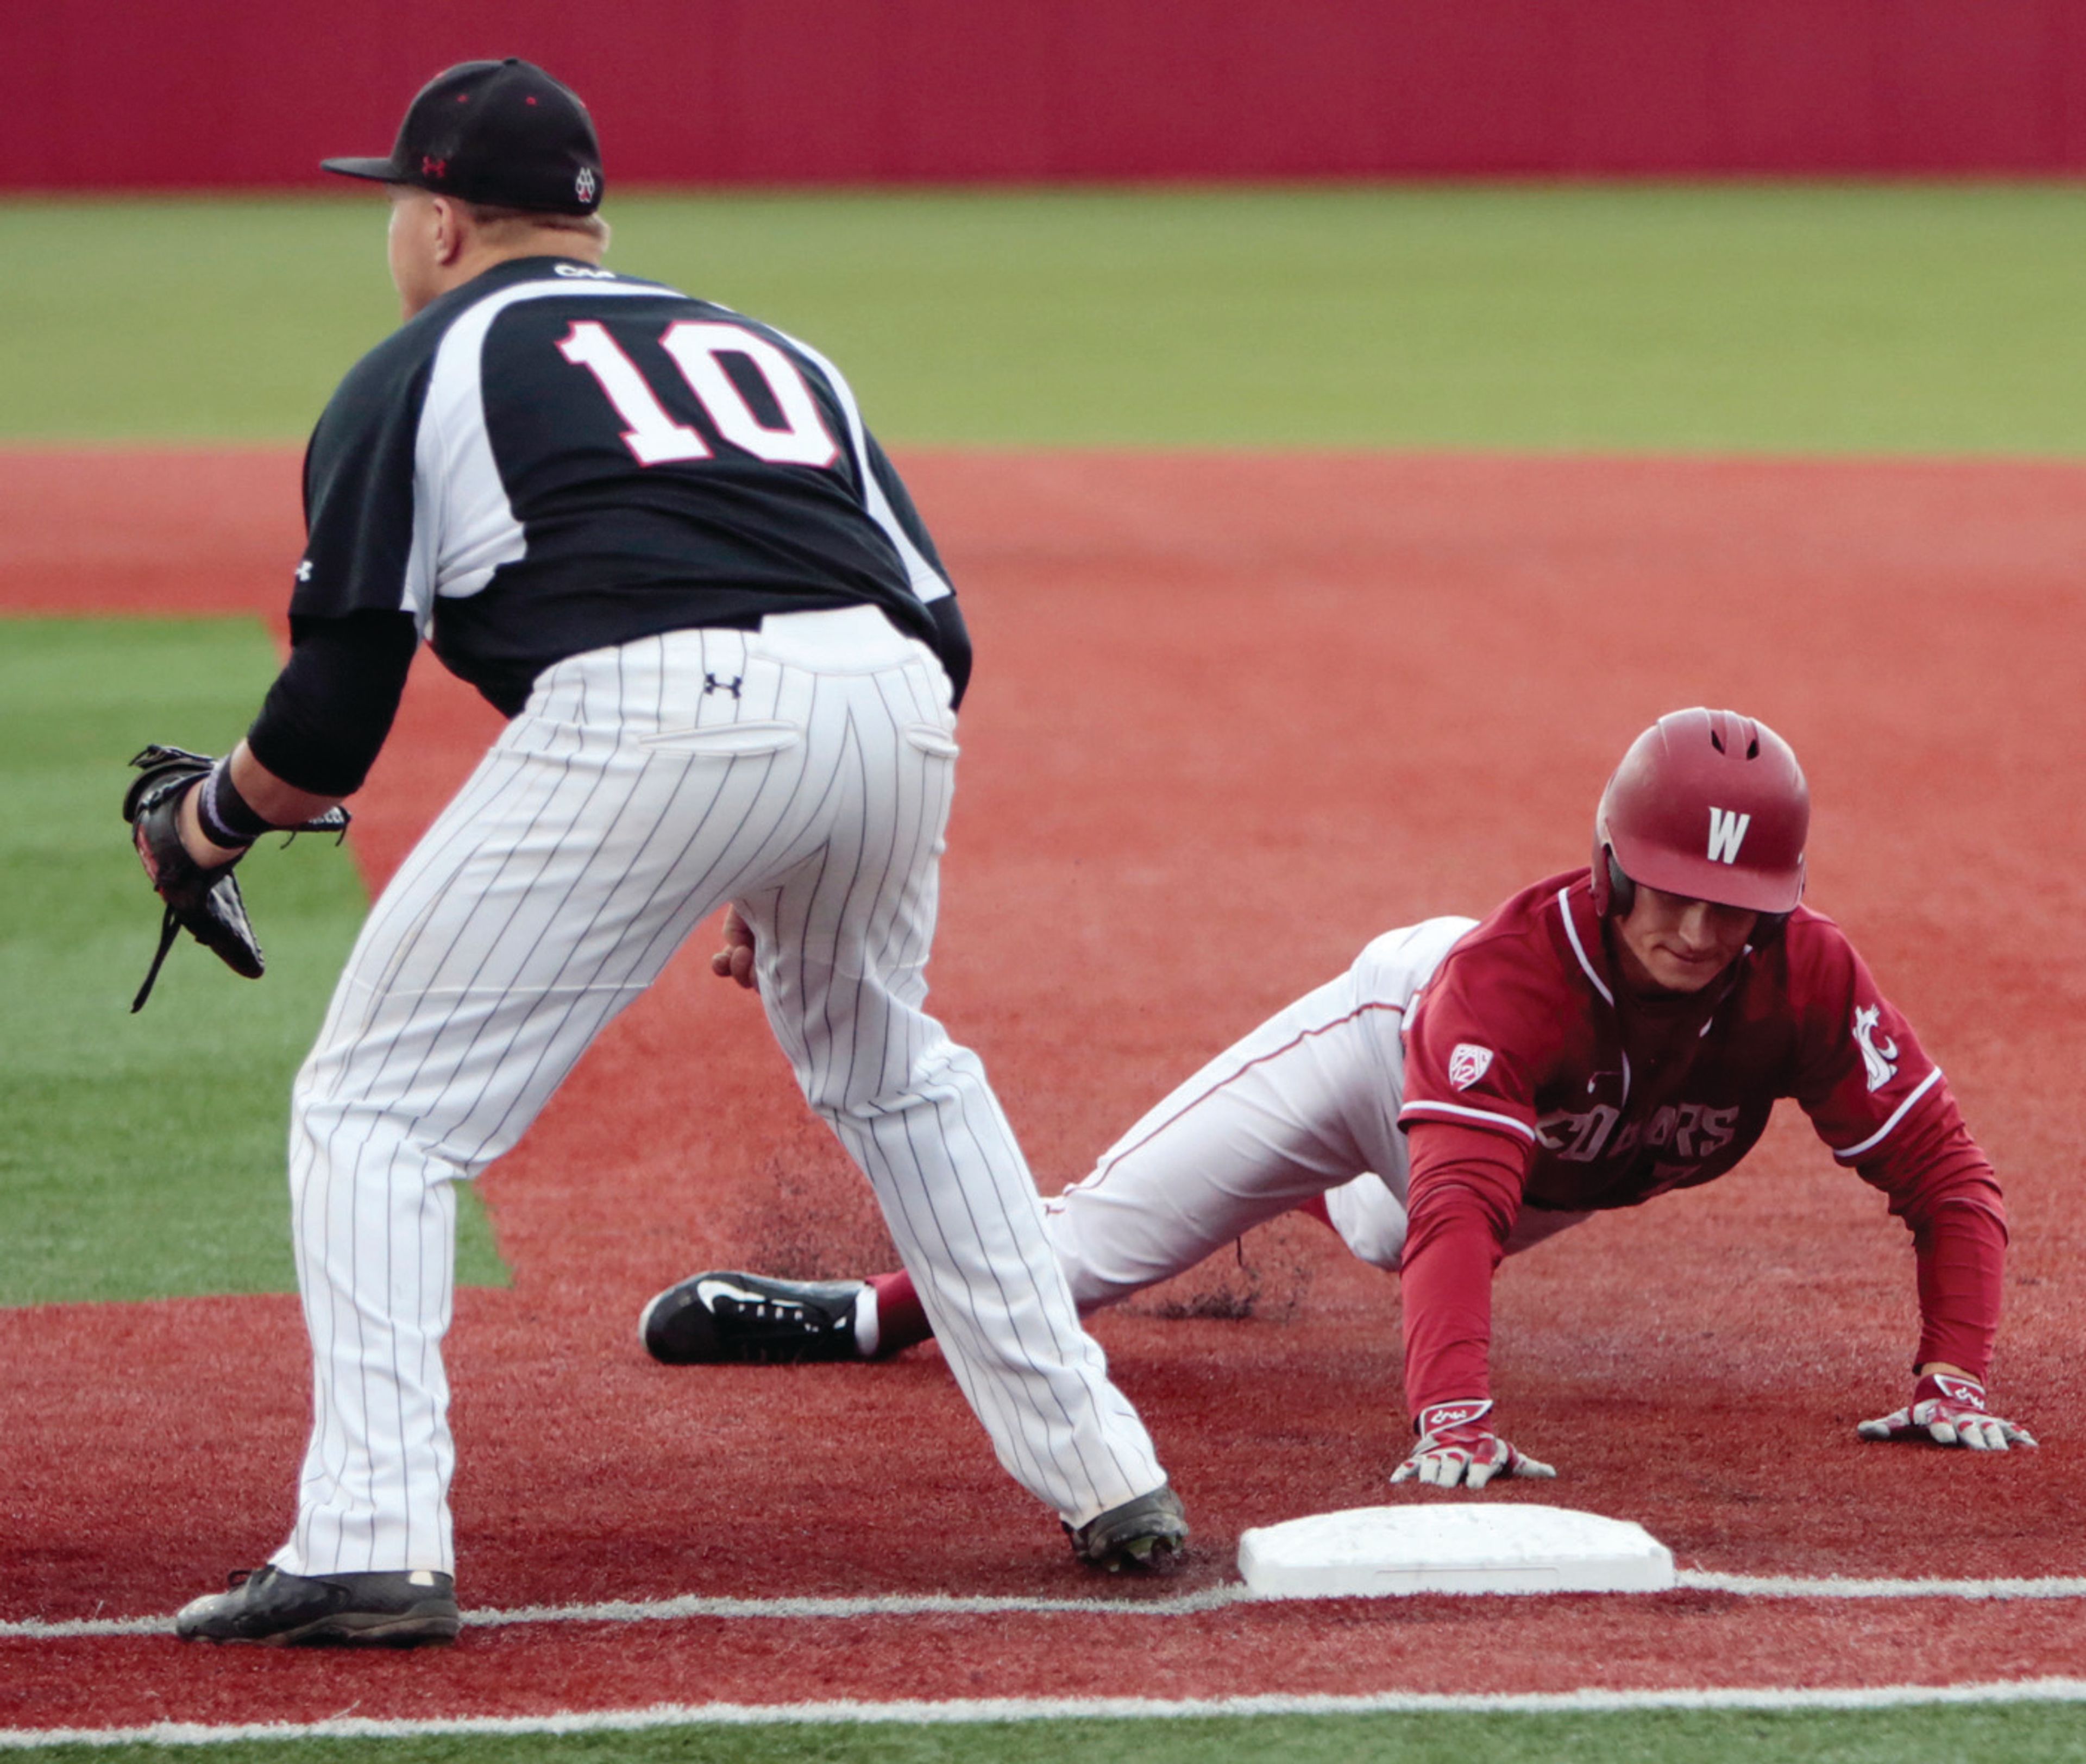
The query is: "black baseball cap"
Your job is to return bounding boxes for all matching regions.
[323,58,604,215]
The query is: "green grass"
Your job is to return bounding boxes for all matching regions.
[18,1705,2086,1763]
[4,184,2084,452]
[0,618,506,1304]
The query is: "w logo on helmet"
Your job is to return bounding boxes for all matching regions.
[1706,806,1751,864]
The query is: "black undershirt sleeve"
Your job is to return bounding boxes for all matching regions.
[244,610,420,798]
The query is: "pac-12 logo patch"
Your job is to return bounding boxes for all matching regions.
[1448,1043,1494,1090]
[1852,1004,1900,1092]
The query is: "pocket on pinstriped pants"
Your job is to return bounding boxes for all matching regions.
[637,721,802,756]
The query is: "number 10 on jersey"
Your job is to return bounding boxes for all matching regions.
[557,320,840,469]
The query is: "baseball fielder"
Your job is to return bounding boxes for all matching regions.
[648,709,2033,1485]
[155,59,1182,1647]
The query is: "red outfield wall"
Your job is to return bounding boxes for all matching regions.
[10,0,2086,191]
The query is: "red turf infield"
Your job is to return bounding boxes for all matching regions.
[3,448,2084,1724]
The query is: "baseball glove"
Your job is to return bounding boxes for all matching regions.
[122,744,349,1012]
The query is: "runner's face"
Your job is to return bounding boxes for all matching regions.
[1614,884,1758,994]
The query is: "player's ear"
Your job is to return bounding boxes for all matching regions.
[429,197,468,266]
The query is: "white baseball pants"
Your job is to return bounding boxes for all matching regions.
[274,607,1166,1577]
[1040,917,1590,1309]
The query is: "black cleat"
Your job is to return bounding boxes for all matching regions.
[640,1270,868,1365]
[174,1565,460,1646]
[1066,1483,1190,1572]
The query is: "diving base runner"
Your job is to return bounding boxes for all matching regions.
[646,709,2033,1488]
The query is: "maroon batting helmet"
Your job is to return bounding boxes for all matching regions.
[1591,708,1809,918]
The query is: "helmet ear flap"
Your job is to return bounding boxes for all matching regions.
[1603,847,1635,919]
[1588,838,1636,917]
[1749,858,1804,946]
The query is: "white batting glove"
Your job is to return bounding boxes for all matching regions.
[1858,1372,2037,1452]
[1391,1399,1557,1489]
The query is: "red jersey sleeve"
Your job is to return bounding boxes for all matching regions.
[1787,918,2008,1377]
[1396,922,1566,1417]
[1788,918,1945,1162]
[1398,931,1563,1148]
[1399,1120,1532,1415]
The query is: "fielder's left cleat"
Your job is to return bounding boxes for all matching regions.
[640,1269,868,1364]
[174,1565,460,1646]
[1066,1483,1190,1572]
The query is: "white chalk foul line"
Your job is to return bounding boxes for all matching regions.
[8,1569,2086,1641]
[1681,1570,2086,1599]
[0,1585,1248,1641]
[5,1680,2086,1748]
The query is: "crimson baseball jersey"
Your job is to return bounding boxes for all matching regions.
[1396,871,2007,1414]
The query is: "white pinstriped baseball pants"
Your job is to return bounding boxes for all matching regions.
[1039,917,1591,1309]
[273,606,1166,1577]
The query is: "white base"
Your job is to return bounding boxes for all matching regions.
[1237,1503,1675,1598]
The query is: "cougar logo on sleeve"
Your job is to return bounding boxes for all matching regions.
[1852,1004,1900,1092]
[1448,1043,1495,1090]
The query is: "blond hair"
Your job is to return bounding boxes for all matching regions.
[456,200,611,250]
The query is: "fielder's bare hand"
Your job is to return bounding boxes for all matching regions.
[1858,1371,2037,1451]
[711,904,758,990]
[1392,1400,1557,1489]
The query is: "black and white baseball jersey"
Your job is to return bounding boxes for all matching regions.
[293,256,965,716]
